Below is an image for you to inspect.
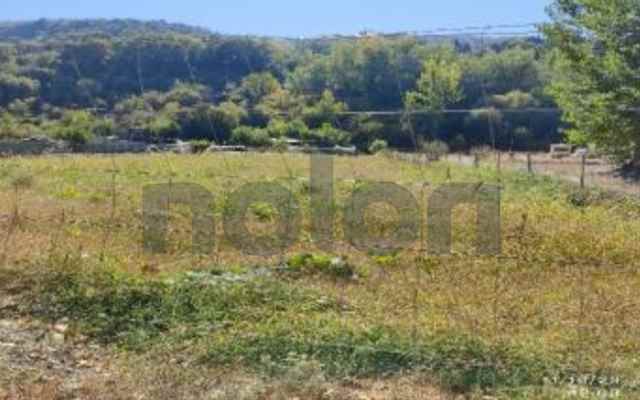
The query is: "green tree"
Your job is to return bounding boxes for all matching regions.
[0,73,40,107]
[0,112,20,139]
[544,0,640,162]
[53,110,96,147]
[302,90,347,129]
[405,50,463,111]
[230,126,272,147]
[232,72,281,108]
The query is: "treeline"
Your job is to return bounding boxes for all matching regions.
[0,19,562,152]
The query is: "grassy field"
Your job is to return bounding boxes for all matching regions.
[1,152,640,399]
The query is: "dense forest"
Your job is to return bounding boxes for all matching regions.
[0,17,578,153]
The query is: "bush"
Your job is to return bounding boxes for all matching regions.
[93,117,117,137]
[286,253,356,280]
[53,110,96,147]
[268,118,309,140]
[190,139,211,153]
[267,119,288,138]
[305,123,350,147]
[147,114,181,139]
[231,126,272,147]
[368,139,388,154]
[272,136,289,152]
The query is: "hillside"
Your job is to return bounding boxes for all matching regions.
[0,18,557,153]
[0,18,212,40]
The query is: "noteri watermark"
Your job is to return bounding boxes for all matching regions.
[143,154,501,257]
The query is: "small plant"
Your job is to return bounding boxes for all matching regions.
[368,139,389,154]
[286,253,356,279]
[271,136,289,153]
[567,188,602,207]
[250,202,278,222]
[10,171,34,192]
[190,139,211,153]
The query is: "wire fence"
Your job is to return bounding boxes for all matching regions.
[442,151,640,197]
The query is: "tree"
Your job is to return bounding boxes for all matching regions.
[305,123,351,147]
[0,73,40,107]
[302,90,347,129]
[0,112,20,139]
[544,0,640,162]
[460,48,545,108]
[230,126,271,147]
[405,50,463,111]
[53,110,96,147]
[232,72,281,108]
[165,82,207,107]
[404,49,463,144]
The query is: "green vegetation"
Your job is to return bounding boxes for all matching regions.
[544,0,640,162]
[0,18,562,153]
[1,6,639,159]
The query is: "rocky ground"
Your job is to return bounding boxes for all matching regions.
[0,292,117,399]
[0,306,449,399]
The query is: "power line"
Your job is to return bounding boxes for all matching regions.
[293,22,545,41]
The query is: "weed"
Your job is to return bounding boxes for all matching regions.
[286,253,356,279]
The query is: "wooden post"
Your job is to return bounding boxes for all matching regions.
[474,153,480,168]
[497,152,502,183]
[580,154,586,189]
[527,153,533,174]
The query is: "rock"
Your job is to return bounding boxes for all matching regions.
[53,323,68,334]
[49,332,65,346]
[0,319,18,329]
[169,140,193,154]
[0,296,18,310]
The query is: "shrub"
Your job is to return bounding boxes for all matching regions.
[93,117,117,137]
[267,119,288,138]
[190,139,211,153]
[53,110,96,147]
[147,114,181,139]
[305,123,350,147]
[267,118,310,140]
[230,126,272,147]
[286,253,356,280]
[271,136,289,153]
[368,139,388,154]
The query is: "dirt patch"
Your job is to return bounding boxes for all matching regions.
[0,314,117,399]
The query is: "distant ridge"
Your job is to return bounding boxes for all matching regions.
[0,18,540,47]
[0,18,213,40]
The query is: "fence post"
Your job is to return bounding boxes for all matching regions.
[527,153,533,174]
[580,154,586,189]
[474,153,480,169]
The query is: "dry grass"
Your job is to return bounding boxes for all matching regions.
[1,152,640,398]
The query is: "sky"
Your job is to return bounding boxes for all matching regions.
[1,0,553,37]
